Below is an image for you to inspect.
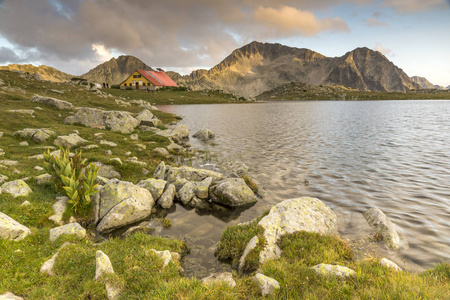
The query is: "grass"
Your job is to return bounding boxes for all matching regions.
[241,174,258,194]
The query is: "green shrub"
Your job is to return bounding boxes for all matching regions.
[110,85,120,89]
[71,77,87,82]
[89,82,94,88]
[125,87,133,90]
[81,81,88,86]
[43,146,99,214]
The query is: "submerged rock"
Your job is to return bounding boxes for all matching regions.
[258,197,337,264]
[363,207,400,250]
[0,212,32,241]
[193,129,215,141]
[209,178,258,207]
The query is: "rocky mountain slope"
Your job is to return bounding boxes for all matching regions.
[174,41,419,98]
[0,64,72,82]
[411,76,435,89]
[82,55,153,84]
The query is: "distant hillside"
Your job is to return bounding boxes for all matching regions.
[82,55,153,84]
[411,76,435,89]
[0,64,72,82]
[174,41,419,98]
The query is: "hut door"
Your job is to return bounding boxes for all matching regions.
[135,82,139,89]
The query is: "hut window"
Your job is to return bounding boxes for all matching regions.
[124,83,127,86]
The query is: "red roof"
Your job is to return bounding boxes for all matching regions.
[137,69,178,87]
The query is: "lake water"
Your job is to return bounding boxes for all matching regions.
[158,100,450,276]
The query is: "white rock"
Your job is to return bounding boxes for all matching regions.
[311,264,356,278]
[253,273,280,296]
[380,258,402,271]
[363,207,400,250]
[201,272,236,288]
[95,250,114,280]
[100,140,117,147]
[0,292,23,300]
[1,180,32,197]
[49,222,86,242]
[150,249,173,268]
[239,236,259,273]
[0,212,32,241]
[48,197,68,225]
[20,201,31,207]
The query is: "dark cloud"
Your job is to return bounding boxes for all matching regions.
[0,0,447,74]
[0,47,20,63]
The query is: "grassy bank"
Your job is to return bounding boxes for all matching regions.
[257,81,450,101]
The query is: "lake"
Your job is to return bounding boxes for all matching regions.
[158,100,450,276]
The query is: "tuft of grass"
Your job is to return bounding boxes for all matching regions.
[162,218,172,229]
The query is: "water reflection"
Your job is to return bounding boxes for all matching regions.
[159,100,450,274]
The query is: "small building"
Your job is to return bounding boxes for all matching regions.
[120,69,178,90]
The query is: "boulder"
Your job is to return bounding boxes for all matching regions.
[154,147,170,157]
[136,178,167,201]
[135,109,153,125]
[172,178,188,191]
[189,196,211,210]
[53,133,88,148]
[195,177,213,199]
[157,184,176,209]
[1,180,32,197]
[31,95,73,110]
[96,180,154,233]
[363,207,400,250]
[48,196,68,225]
[13,128,56,143]
[253,273,280,296]
[201,272,236,288]
[166,166,223,183]
[150,249,174,268]
[311,264,356,278]
[153,161,166,180]
[239,236,259,273]
[380,258,402,271]
[0,292,23,300]
[49,222,86,242]
[19,141,29,146]
[177,181,196,205]
[209,178,257,207]
[100,140,117,147]
[40,242,71,276]
[258,197,336,264]
[35,173,52,185]
[0,159,18,167]
[0,212,32,241]
[94,162,121,179]
[157,124,189,140]
[167,142,184,153]
[95,250,114,280]
[193,129,215,141]
[64,107,139,134]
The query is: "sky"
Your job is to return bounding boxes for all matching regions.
[0,0,449,86]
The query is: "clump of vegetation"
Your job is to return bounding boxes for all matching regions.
[241,174,258,193]
[110,84,120,89]
[162,218,172,229]
[70,77,87,82]
[215,217,265,269]
[43,146,99,214]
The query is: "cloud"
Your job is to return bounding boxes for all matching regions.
[374,43,395,57]
[253,6,349,36]
[366,18,389,27]
[382,0,448,13]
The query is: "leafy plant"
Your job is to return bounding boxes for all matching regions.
[43,146,99,213]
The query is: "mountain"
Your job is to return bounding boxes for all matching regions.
[0,64,72,82]
[411,76,435,89]
[175,41,419,97]
[82,55,153,84]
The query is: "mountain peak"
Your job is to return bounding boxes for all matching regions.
[82,55,153,84]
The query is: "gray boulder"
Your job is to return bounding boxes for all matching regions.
[157,184,176,209]
[49,222,86,242]
[155,124,189,140]
[311,264,356,278]
[0,212,32,241]
[1,180,32,197]
[48,196,68,225]
[31,95,73,110]
[150,249,174,268]
[201,272,236,288]
[258,197,337,264]
[153,161,166,180]
[53,133,88,148]
[95,250,114,280]
[13,128,56,143]
[135,109,156,126]
[166,166,223,182]
[95,162,121,179]
[154,147,170,157]
[178,181,196,205]
[136,178,167,201]
[35,173,52,185]
[96,180,154,233]
[189,196,211,210]
[193,129,215,141]
[209,178,257,207]
[195,177,213,199]
[253,273,280,296]
[167,142,184,154]
[64,107,139,134]
[363,207,400,250]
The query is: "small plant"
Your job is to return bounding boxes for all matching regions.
[162,218,172,229]
[43,146,99,214]
[241,174,259,193]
